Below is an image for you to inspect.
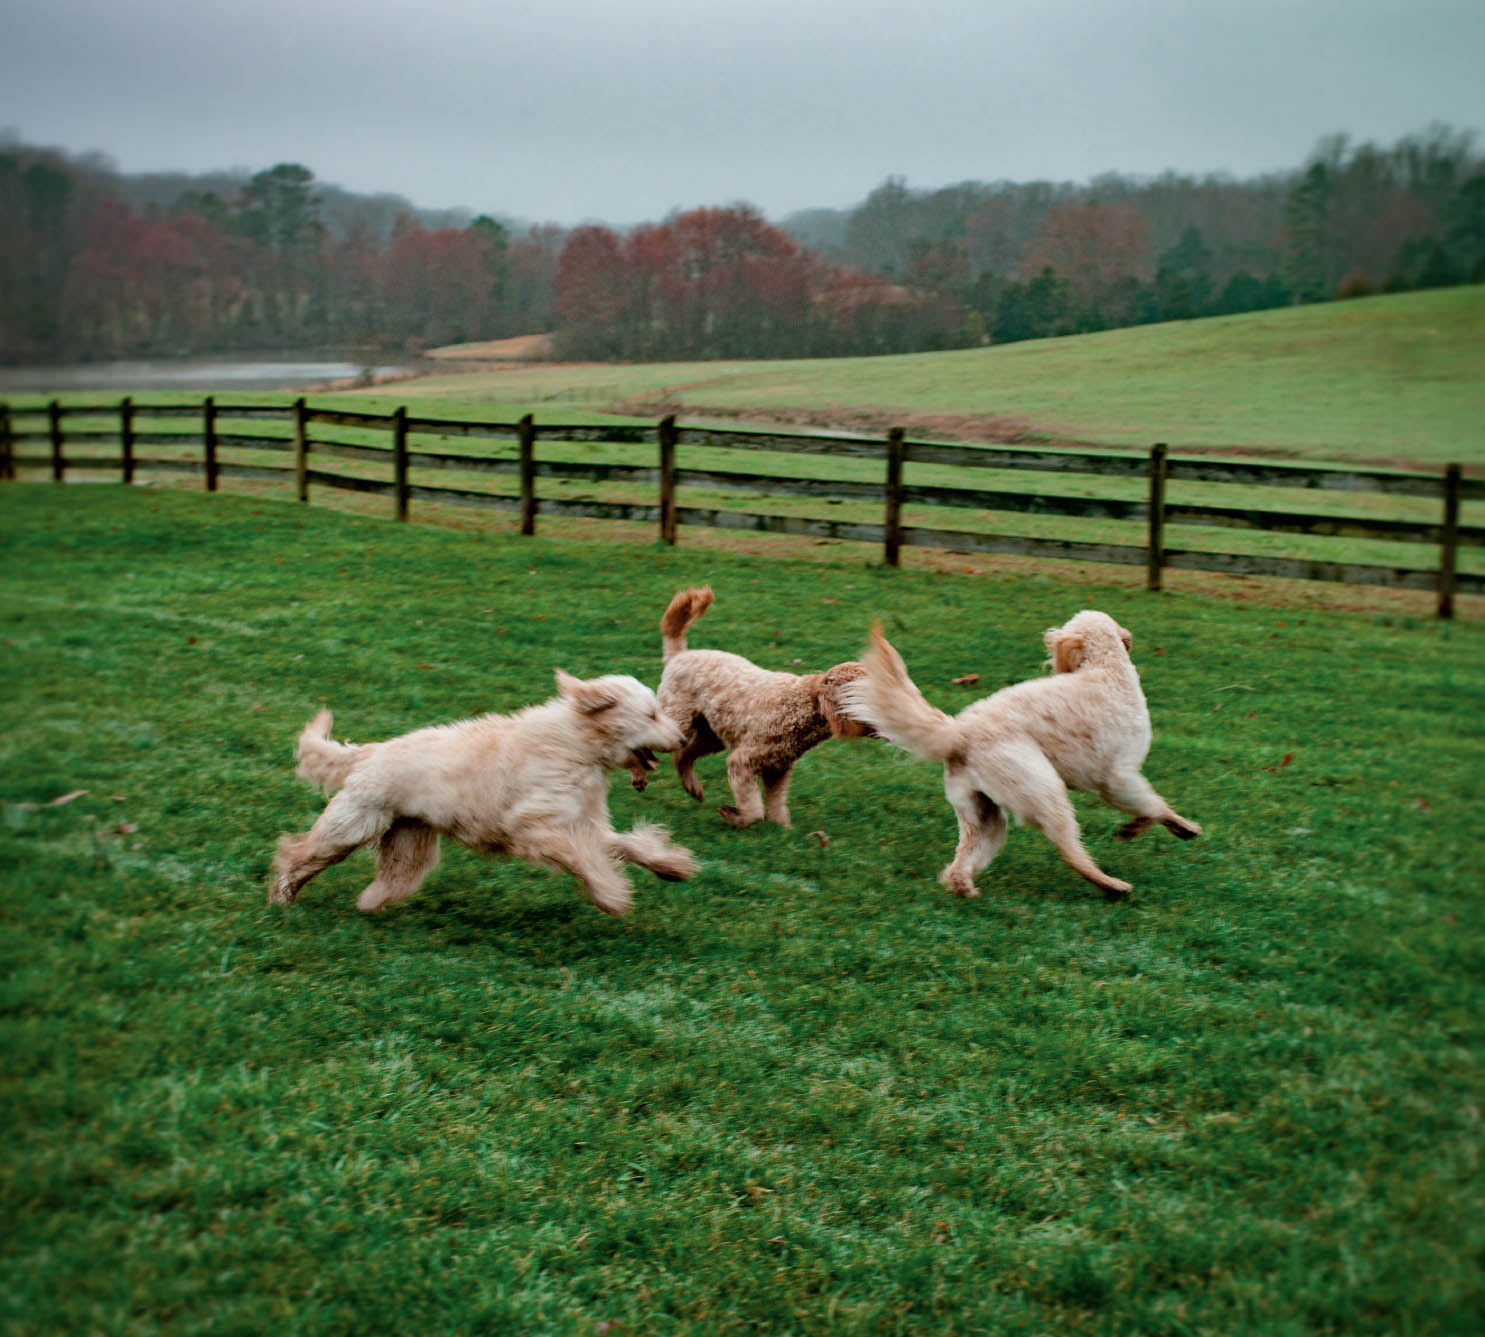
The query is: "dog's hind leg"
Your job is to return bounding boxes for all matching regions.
[269,791,387,904]
[939,767,1007,898]
[1100,772,1202,841]
[608,821,698,882]
[357,819,441,913]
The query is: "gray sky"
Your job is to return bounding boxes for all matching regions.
[3,0,1482,226]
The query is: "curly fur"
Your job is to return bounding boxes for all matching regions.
[270,671,696,916]
[636,585,876,828]
[841,610,1200,899]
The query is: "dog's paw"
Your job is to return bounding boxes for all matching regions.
[1166,815,1202,840]
[1116,816,1153,841]
[651,847,699,881]
[717,805,755,829]
[266,876,299,905]
[938,867,980,898]
[1100,877,1134,901]
[630,772,649,792]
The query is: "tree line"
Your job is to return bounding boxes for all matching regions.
[1,124,1481,365]
[795,124,1485,343]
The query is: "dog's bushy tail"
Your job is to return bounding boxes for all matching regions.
[839,623,960,762]
[660,586,715,662]
[294,709,362,793]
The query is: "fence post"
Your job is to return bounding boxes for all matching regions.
[120,396,135,485]
[659,414,678,545]
[1146,442,1168,591]
[393,405,409,521]
[884,427,904,567]
[49,399,64,482]
[204,396,218,492]
[0,403,12,481]
[1438,462,1461,620]
[293,397,308,502]
[519,413,536,536]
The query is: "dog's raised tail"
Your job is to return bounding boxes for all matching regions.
[294,709,361,793]
[660,585,715,662]
[840,623,960,762]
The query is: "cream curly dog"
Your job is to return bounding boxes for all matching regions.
[270,671,696,916]
[635,586,876,827]
[841,610,1200,899]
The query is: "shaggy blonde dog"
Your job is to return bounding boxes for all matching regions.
[841,610,1200,899]
[635,586,875,827]
[269,671,697,916]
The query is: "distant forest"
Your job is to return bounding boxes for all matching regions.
[1,124,1482,365]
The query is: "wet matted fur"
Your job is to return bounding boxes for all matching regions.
[841,610,1200,899]
[270,671,696,916]
[636,586,876,828]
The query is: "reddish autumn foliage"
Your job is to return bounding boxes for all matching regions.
[555,206,966,359]
[1020,203,1153,309]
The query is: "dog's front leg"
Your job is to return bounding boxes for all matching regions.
[514,826,636,916]
[673,729,721,803]
[761,765,794,827]
[1102,772,1202,842]
[717,749,767,827]
[607,821,699,882]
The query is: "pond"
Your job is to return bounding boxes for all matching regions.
[0,354,424,394]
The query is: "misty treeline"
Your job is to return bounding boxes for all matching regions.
[1,124,1481,365]
[801,124,1485,345]
[0,149,559,363]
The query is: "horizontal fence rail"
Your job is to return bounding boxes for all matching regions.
[2,395,1479,616]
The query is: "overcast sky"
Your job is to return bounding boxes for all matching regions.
[2,0,1483,226]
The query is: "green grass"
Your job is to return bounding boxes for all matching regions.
[332,286,1485,467]
[3,485,1483,1334]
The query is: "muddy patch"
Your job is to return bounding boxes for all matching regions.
[614,398,1101,449]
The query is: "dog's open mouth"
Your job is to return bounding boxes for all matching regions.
[627,747,660,773]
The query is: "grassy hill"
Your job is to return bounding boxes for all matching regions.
[371,286,1485,469]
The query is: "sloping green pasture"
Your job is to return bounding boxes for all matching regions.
[379,286,1485,466]
[2,486,1481,1333]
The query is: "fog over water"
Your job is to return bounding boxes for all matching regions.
[0,357,420,394]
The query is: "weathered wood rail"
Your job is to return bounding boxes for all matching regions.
[2,396,1479,615]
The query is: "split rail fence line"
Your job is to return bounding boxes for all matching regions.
[1,396,1479,617]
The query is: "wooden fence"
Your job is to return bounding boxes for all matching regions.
[2,396,1480,616]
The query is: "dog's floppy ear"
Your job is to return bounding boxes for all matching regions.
[1045,629,1084,674]
[554,670,618,715]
